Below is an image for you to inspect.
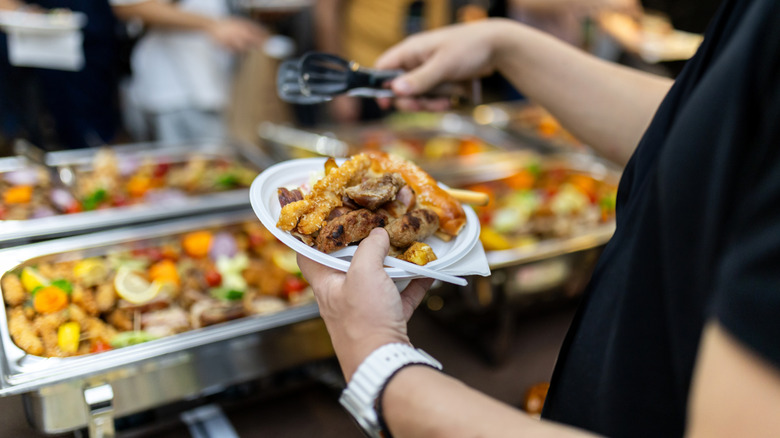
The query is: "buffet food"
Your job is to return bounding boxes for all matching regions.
[463,158,617,251]
[0,148,258,220]
[357,131,495,162]
[72,149,257,211]
[1,221,312,358]
[503,104,584,150]
[0,165,73,220]
[276,152,466,265]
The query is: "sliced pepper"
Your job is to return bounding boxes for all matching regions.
[148,259,180,286]
[57,321,80,353]
[182,231,213,258]
[126,175,152,198]
[3,185,33,204]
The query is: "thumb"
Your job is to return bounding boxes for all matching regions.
[348,228,390,277]
[391,57,447,96]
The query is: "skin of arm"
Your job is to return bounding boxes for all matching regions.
[375,19,673,165]
[314,0,361,122]
[300,230,780,437]
[0,0,24,11]
[111,0,265,52]
[509,0,639,16]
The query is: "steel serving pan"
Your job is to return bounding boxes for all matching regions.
[0,210,322,397]
[0,141,273,247]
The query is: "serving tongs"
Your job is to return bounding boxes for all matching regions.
[278,52,479,104]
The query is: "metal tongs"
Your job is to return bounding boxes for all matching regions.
[278,52,479,104]
[13,139,77,188]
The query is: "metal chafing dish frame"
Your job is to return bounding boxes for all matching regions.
[0,140,273,247]
[0,210,332,435]
[422,150,622,363]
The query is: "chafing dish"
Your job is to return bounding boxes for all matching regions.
[0,141,272,247]
[258,112,552,170]
[422,151,621,363]
[0,210,332,435]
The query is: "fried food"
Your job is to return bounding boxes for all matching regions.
[315,209,387,253]
[277,153,371,234]
[2,274,27,306]
[8,308,43,356]
[385,208,439,249]
[367,151,466,237]
[398,242,438,266]
[345,173,405,210]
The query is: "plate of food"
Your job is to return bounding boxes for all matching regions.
[250,152,481,280]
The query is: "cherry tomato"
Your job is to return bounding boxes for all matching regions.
[283,276,307,297]
[153,163,170,178]
[65,202,82,214]
[90,340,112,353]
[204,270,222,287]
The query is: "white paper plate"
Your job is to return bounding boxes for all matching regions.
[250,158,480,279]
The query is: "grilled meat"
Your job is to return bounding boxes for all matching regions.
[278,187,304,208]
[385,208,439,248]
[345,173,406,210]
[315,209,386,253]
[328,206,356,221]
[381,185,416,219]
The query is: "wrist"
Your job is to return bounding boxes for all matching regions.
[333,330,411,381]
[488,18,530,75]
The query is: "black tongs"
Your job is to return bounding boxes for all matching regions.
[277,52,479,105]
[278,52,401,104]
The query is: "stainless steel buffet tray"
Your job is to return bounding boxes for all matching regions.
[423,151,622,363]
[0,210,324,397]
[0,141,273,247]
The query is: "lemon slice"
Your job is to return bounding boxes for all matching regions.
[20,267,49,293]
[272,250,300,275]
[114,266,161,304]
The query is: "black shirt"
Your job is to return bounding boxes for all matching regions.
[542,0,780,436]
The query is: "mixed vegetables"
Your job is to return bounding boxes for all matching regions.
[0,149,257,220]
[463,161,618,251]
[358,133,495,162]
[1,222,313,357]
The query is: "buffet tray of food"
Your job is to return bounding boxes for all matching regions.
[0,141,272,247]
[0,209,326,398]
[258,112,550,173]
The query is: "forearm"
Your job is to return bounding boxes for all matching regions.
[383,366,599,438]
[0,0,24,11]
[491,19,672,165]
[314,0,342,53]
[112,0,215,32]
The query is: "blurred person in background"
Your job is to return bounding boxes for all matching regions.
[314,0,450,123]
[0,0,121,149]
[111,0,265,143]
[300,0,780,437]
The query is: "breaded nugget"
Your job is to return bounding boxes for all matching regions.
[95,282,117,313]
[8,308,43,356]
[277,154,371,234]
[2,274,27,306]
[72,285,99,316]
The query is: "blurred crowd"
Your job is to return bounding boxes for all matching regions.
[0,0,720,153]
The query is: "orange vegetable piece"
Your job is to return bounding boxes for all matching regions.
[182,231,213,258]
[126,175,152,198]
[568,174,598,202]
[148,259,180,286]
[504,170,536,190]
[3,185,33,204]
[33,286,68,314]
[458,138,486,155]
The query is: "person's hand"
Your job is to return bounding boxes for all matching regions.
[206,17,266,52]
[297,228,434,381]
[374,19,514,112]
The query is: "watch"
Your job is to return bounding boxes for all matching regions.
[339,343,443,438]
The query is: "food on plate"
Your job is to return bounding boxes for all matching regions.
[276,152,466,265]
[1,221,313,358]
[464,160,618,251]
[507,104,584,150]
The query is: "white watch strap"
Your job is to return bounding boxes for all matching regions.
[339,343,442,437]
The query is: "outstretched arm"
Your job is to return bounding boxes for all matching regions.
[111,0,265,52]
[375,19,672,165]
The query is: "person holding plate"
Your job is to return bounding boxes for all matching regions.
[297,0,780,437]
